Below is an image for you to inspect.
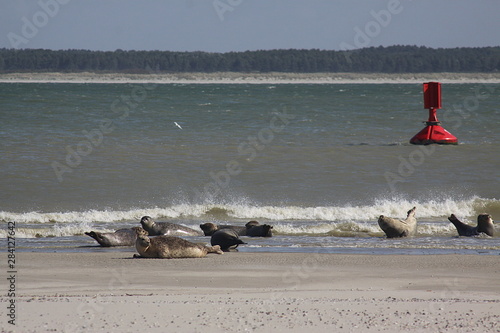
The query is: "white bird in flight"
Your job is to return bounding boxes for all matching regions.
[174,122,183,130]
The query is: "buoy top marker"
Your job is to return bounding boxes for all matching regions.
[409,82,458,145]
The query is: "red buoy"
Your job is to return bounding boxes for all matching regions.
[410,82,458,145]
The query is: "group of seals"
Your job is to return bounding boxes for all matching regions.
[199,221,273,237]
[200,221,273,251]
[378,207,495,238]
[86,211,494,254]
[85,216,204,247]
[85,216,274,257]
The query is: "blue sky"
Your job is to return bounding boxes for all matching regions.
[1,0,499,52]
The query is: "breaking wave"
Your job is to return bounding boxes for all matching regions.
[1,195,496,224]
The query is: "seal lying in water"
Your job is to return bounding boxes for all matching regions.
[200,221,273,237]
[448,213,494,237]
[211,229,246,251]
[200,222,246,236]
[378,207,417,238]
[133,227,223,258]
[245,221,273,237]
[85,227,141,247]
[140,216,202,236]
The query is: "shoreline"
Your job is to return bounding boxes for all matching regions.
[4,252,499,332]
[1,72,500,84]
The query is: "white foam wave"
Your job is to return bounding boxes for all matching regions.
[225,197,485,221]
[0,222,95,238]
[0,196,496,224]
[273,222,381,235]
[0,205,205,224]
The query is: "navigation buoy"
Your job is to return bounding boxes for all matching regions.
[410,82,458,145]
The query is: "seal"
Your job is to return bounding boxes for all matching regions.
[378,207,417,238]
[246,221,273,237]
[200,222,247,236]
[210,228,246,251]
[85,227,141,247]
[448,213,494,237]
[140,216,202,236]
[133,227,223,258]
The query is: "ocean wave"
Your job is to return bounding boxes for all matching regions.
[0,222,95,238]
[0,221,463,239]
[222,196,495,222]
[0,196,497,224]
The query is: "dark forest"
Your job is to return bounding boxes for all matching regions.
[1,45,498,73]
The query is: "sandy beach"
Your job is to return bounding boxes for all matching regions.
[2,251,498,332]
[1,72,500,84]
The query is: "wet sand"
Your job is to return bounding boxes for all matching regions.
[3,252,499,332]
[1,72,499,84]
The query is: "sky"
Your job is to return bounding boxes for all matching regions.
[1,0,499,52]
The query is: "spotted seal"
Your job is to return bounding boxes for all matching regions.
[85,227,141,247]
[133,227,223,258]
[210,229,246,251]
[140,216,202,236]
[448,213,494,237]
[378,207,417,238]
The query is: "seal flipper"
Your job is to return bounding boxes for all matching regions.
[207,245,223,255]
[406,207,416,217]
[448,214,478,236]
[85,231,110,247]
[85,231,97,240]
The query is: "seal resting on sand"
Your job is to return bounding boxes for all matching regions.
[140,216,202,236]
[378,207,417,238]
[448,213,494,237]
[200,222,247,236]
[245,221,273,237]
[210,229,246,251]
[133,227,223,258]
[85,227,141,247]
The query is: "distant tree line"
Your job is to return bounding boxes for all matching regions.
[0,45,498,73]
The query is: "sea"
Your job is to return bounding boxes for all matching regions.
[1,81,499,255]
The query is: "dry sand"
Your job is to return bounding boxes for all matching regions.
[2,251,499,332]
[1,72,500,84]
